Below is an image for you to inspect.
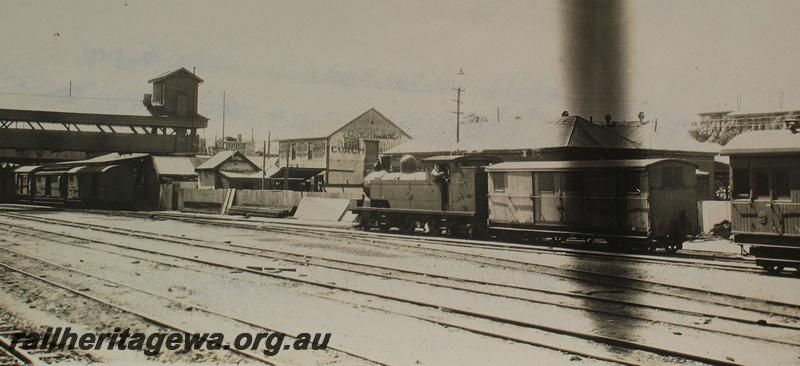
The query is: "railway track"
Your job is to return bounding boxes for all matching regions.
[2,214,799,364]
[0,223,639,365]
[125,209,758,272]
[0,333,40,366]
[0,249,385,366]
[61,210,799,316]
[0,256,278,365]
[0,205,759,272]
[3,211,799,321]
[0,214,800,324]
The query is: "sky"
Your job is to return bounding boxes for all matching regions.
[1,0,799,142]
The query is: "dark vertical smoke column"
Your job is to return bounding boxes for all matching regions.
[562,0,630,121]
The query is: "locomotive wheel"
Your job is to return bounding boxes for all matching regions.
[426,220,441,236]
[377,219,390,232]
[357,215,371,231]
[401,219,417,235]
[447,222,461,237]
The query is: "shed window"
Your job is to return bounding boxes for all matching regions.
[307,144,313,160]
[492,173,507,192]
[732,168,750,199]
[538,172,555,192]
[153,82,164,105]
[775,170,791,200]
[291,144,296,160]
[662,167,684,188]
[754,170,769,199]
[564,172,584,193]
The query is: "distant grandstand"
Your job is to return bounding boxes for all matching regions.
[689,109,800,145]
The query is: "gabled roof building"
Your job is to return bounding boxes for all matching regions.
[277,108,411,191]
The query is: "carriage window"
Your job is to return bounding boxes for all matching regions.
[774,170,791,200]
[564,172,584,193]
[492,173,507,192]
[538,172,555,192]
[662,167,684,188]
[754,170,770,199]
[732,168,750,199]
[618,172,642,194]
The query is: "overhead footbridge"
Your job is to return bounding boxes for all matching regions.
[0,67,208,164]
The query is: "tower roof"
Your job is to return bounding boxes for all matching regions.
[148,67,204,84]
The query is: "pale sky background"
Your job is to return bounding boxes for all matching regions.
[1,0,799,141]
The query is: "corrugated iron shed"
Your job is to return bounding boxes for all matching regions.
[152,156,199,177]
[196,151,237,170]
[721,129,800,155]
[388,116,643,155]
[59,153,150,166]
[486,158,695,172]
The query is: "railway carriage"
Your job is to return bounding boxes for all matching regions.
[485,159,699,251]
[721,123,800,273]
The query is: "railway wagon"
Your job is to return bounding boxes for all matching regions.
[11,164,137,209]
[721,122,800,273]
[13,166,43,202]
[32,167,71,204]
[352,155,498,236]
[68,165,137,209]
[485,159,699,251]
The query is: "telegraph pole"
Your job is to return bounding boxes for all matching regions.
[284,142,290,191]
[262,130,271,190]
[452,87,464,143]
[452,68,465,143]
[222,91,226,144]
[261,140,267,190]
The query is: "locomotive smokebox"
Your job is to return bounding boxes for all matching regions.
[561,0,630,121]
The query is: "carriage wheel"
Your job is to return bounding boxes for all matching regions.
[664,238,682,253]
[465,224,482,239]
[764,265,785,274]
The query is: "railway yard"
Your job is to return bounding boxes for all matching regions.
[0,204,797,366]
